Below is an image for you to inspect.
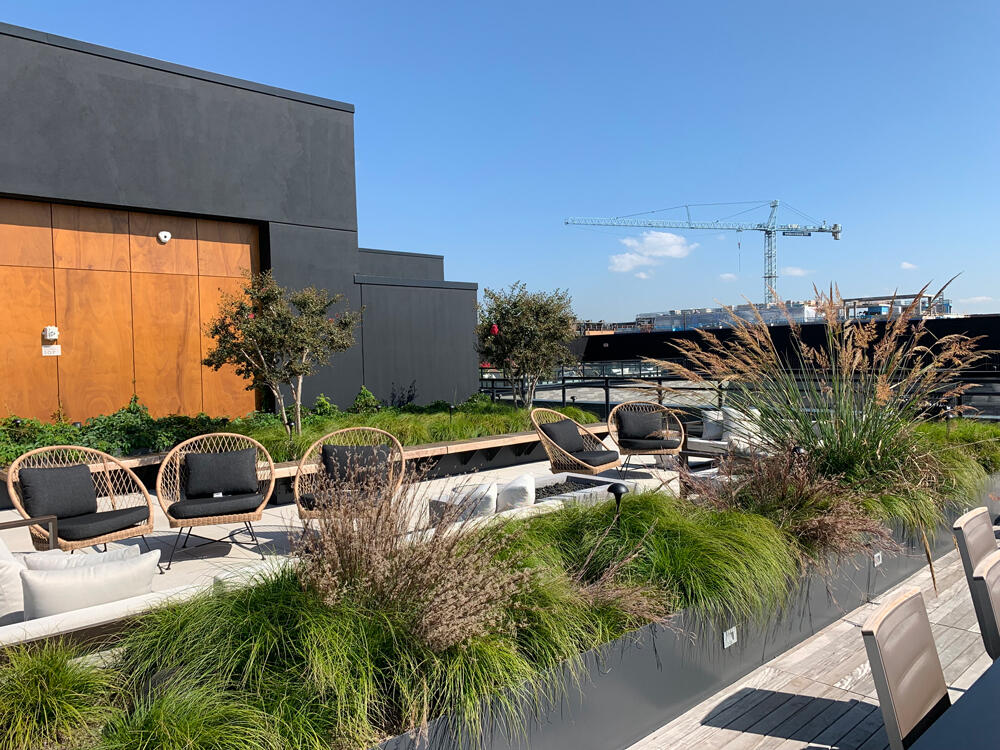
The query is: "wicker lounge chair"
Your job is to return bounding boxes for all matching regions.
[6,445,155,553]
[292,427,405,521]
[155,433,275,569]
[530,408,620,476]
[607,400,685,474]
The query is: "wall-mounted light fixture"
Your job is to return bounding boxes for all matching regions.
[157,230,172,244]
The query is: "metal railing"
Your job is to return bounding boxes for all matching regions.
[480,366,1000,421]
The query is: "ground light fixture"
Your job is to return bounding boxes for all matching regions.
[607,482,629,514]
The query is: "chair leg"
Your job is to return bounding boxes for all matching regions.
[166,528,186,571]
[244,522,265,560]
[140,535,165,574]
[181,527,193,549]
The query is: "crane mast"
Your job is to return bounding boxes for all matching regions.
[565,200,841,304]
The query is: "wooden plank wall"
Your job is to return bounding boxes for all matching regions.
[0,197,257,421]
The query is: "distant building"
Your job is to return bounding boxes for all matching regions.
[576,293,955,335]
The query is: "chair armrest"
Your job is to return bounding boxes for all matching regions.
[0,515,59,550]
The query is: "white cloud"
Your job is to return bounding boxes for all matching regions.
[719,272,737,281]
[782,266,812,277]
[609,231,698,273]
[900,261,918,270]
[634,271,652,280]
[960,295,994,304]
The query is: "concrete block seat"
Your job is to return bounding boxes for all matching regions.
[5,446,155,552]
[155,433,275,570]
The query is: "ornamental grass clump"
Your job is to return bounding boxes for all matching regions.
[688,450,896,565]
[0,642,117,750]
[653,281,988,535]
[297,463,532,653]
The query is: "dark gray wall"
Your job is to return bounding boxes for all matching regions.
[358,278,479,404]
[0,24,357,231]
[0,23,478,413]
[266,223,364,408]
[358,248,444,280]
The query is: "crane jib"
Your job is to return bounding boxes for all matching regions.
[563,200,841,305]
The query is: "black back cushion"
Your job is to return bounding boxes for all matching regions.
[539,419,585,453]
[18,464,98,518]
[618,411,666,440]
[185,447,258,498]
[321,444,392,484]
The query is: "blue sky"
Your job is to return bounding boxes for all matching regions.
[3,1,998,320]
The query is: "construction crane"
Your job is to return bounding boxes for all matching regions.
[565,199,841,304]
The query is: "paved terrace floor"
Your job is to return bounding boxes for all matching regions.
[0,456,672,592]
[628,546,986,750]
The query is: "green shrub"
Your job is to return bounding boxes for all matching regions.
[310,393,338,417]
[350,386,381,415]
[0,642,116,750]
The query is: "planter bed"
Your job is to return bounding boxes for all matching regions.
[378,519,957,750]
[0,425,611,510]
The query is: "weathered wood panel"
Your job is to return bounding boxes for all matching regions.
[199,275,255,417]
[131,273,202,416]
[0,198,52,267]
[0,266,58,419]
[52,205,130,271]
[128,212,198,275]
[53,269,134,421]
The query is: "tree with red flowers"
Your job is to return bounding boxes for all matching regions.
[475,282,577,408]
[203,271,360,435]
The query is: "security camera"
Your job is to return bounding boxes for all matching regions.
[157,230,172,244]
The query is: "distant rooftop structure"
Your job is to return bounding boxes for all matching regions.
[577,293,955,335]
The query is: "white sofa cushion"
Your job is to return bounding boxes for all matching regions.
[702,409,724,441]
[444,483,498,521]
[0,560,24,626]
[722,407,762,449]
[23,545,139,570]
[497,474,535,512]
[0,537,15,563]
[20,549,161,621]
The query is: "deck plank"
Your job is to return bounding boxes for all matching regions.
[626,549,990,750]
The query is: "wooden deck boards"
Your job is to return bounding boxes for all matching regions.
[627,549,987,750]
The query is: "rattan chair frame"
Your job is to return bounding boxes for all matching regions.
[292,427,405,521]
[6,445,155,552]
[530,408,620,476]
[607,400,686,457]
[155,432,275,569]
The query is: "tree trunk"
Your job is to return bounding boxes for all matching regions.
[292,375,304,436]
[524,375,539,409]
[272,386,290,436]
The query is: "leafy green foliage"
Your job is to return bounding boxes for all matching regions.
[202,271,360,435]
[0,398,227,466]
[476,282,577,408]
[0,395,597,466]
[918,419,1000,473]
[0,642,117,750]
[349,385,380,415]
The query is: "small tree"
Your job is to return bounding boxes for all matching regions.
[203,271,360,435]
[475,282,577,408]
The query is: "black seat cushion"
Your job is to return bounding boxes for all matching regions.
[185,448,258,499]
[57,506,149,541]
[617,411,667,440]
[169,493,264,520]
[619,437,682,451]
[539,419,585,454]
[571,450,619,467]
[299,492,318,511]
[18,464,98,519]
[320,444,392,484]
